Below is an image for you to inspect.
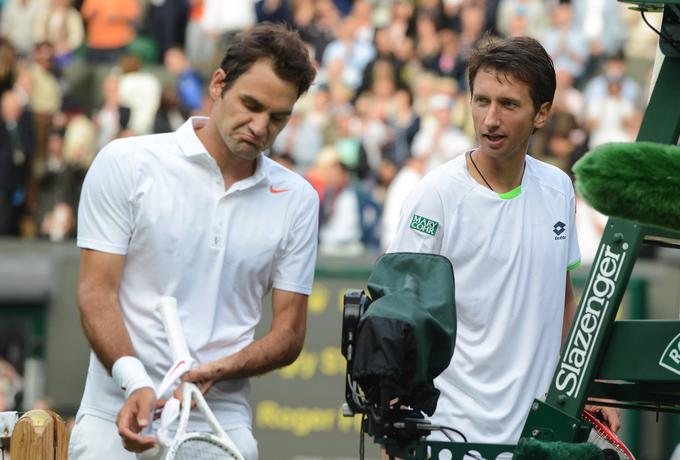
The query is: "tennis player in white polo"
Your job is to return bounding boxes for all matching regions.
[69,24,318,460]
[388,36,620,446]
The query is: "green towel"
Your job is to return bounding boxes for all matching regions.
[514,438,604,460]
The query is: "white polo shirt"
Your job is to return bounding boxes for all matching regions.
[388,153,580,443]
[76,117,319,429]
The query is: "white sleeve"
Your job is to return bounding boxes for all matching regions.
[272,186,320,295]
[567,183,582,270]
[77,142,136,255]
[386,178,445,255]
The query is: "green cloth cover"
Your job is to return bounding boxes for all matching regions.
[573,141,680,231]
[351,253,455,414]
[514,438,604,460]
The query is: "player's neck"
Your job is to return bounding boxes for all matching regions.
[468,149,526,194]
[196,124,257,190]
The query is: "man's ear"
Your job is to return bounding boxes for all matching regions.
[533,102,551,129]
[208,69,226,100]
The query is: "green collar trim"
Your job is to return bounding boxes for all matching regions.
[497,185,522,200]
[567,260,581,271]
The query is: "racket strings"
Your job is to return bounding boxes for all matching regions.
[170,437,241,460]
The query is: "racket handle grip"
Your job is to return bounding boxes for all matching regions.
[137,416,161,459]
[157,296,191,361]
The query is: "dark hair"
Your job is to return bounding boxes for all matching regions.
[467,36,556,113]
[219,22,316,98]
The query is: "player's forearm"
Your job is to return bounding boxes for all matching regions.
[561,273,577,348]
[78,284,135,374]
[213,326,305,380]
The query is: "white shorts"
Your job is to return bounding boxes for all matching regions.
[68,414,258,460]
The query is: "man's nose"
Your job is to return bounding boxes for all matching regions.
[250,113,269,137]
[484,104,501,129]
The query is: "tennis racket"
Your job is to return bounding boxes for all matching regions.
[156,296,246,460]
[583,409,635,460]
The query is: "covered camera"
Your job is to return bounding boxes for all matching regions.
[341,252,456,439]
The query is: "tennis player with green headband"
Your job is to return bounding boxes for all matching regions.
[69,23,318,460]
[387,36,620,447]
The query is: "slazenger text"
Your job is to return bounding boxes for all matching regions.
[555,243,627,397]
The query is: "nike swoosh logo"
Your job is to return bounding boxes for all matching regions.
[269,185,290,194]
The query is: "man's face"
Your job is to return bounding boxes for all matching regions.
[471,69,550,161]
[209,59,298,161]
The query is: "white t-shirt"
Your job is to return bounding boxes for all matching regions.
[76,117,319,430]
[388,153,580,443]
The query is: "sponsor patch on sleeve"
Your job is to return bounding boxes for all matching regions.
[409,214,439,236]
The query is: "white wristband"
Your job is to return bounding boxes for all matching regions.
[112,356,155,399]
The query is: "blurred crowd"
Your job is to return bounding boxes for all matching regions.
[0,0,663,259]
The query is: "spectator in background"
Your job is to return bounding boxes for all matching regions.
[622,7,660,88]
[324,105,371,181]
[355,61,396,173]
[349,0,375,43]
[152,85,186,134]
[0,38,17,94]
[571,0,628,80]
[531,111,585,177]
[80,0,141,63]
[0,89,33,236]
[35,127,74,239]
[255,0,293,26]
[0,358,23,411]
[412,93,471,172]
[583,52,641,110]
[93,73,131,150]
[322,16,375,91]
[358,27,405,97]
[117,54,162,135]
[33,0,84,69]
[413,0,445,27]
[424,27,467,91]
[163,46,204,115]
[200,0,256,69]
[294,0,339,64]
[496,0,547,39]
[586,76,636,149]
[38,110,94,241]
[27,41,62,167]
[414,13,441,65]
[272,107,325,174]
[553,68,585,125]
[0,0,43,57]
[383,87,420,169]
[184,0,212,76]
[542,2,589,83]
[317,146,364,256]
[143,0,189,63]
[458,2,487,56]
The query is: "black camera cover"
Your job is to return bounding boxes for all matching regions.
[351,252,456,415]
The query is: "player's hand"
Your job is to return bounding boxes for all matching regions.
[169,382,197,408]
[117,387,158,452]
[181,360,225,396]
[586,405,621,433]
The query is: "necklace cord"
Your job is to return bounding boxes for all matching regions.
[468,151,494,191]
[467,151,526,193]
